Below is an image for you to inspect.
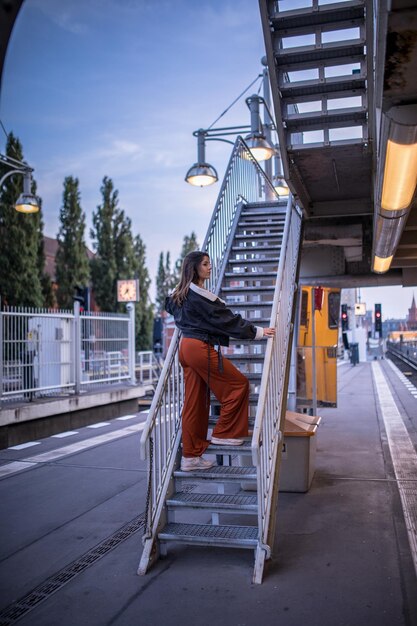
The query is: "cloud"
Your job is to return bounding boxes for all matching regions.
[31,0,89,35]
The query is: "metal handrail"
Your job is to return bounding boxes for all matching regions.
[138,137,279,567]
[251,195,302,570]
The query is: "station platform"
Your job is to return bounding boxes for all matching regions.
[0,357,416,626]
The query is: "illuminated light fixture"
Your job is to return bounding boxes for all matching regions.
[373,255,393,274]
[372,104,417,274]
[185,129,218,187]
[274,176,289,195]
[273,150,289,195]
[241,94,275,161]
[0,154,39,213]
[15,172,39,213]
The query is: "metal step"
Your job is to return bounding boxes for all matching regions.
[225,271,277,278]
[231,245,280,252]
[275,40,365,70]
[206,440,252,455]
[229,299,274,307]
[174,465,257,481]
[284,107,367,132]
[240,210,286,218]
[270,1,365,32]
[166,491,258,513]
[221,285,275,293]
[227,258,278,266]
[235,232,283,240]
[158,522,258,548]
[280,74,366,102]
[208,414,256,427]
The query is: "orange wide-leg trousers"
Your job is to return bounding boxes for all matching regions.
[179,337,249,457]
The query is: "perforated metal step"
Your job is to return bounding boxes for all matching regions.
[206,440,252,454]
[158,523,258,548]
[166,492,257,512]
[174,465,257,481]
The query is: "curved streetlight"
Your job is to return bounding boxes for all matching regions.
[0,153,39,213]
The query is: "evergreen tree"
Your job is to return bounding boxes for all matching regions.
[156,251,171,313]
[90,176,140,313]
[175,231,199,278]
[0,133,47,307]
[134,234,153,350]
[55,176,90,309]
[90,176,119,311]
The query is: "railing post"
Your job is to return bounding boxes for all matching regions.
[74,301,81,395]
[127,303,136,385]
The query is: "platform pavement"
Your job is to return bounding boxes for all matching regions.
[0,360,416,626]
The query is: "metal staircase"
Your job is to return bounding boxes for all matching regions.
[138,137,302,583]
[259,0,374,218]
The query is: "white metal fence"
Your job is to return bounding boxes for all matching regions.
[0,302,137,404]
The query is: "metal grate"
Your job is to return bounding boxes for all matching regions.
[0,515,145,626]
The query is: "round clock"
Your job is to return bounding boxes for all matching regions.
[117,279,139,302]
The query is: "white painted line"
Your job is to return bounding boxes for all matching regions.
[0,422,146,480]
[372,362,417,580]
[8,442,41,451]
[87,422,111,429]
[0,461,37,478]
[116,415,137,421]
[51,431,79,439]
[139,409,150,415]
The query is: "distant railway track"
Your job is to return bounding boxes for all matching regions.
[386,342,417,372]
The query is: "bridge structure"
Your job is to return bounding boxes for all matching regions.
[0,1,417,624]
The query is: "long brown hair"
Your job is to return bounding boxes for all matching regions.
[171,251,209,305]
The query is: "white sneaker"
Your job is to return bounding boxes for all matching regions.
[211,436,244,446]
[180,456,215,472]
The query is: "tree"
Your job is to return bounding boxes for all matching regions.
[90,177,119,311]
[175,231,199,278]
[0,133,48,307]
[156,251,175,313]
[55,176,90,309]
[134,234,153,350]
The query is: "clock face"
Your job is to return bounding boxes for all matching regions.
[117,279,139,302]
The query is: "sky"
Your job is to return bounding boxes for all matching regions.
[0,0,415,319]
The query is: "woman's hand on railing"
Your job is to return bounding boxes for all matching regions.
[263,327,275,338]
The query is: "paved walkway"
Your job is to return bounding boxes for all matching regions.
[0,359,416,626]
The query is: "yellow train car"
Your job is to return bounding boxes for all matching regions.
[297,286,340,408]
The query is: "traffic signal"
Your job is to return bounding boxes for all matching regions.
[73,286,90,312]
[341,304,348,331]
[375,303,382,334]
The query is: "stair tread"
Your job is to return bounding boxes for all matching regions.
[206,440,252,454]
[225,271,277,277]
[174,465,257,480]
[167,492,257,509]
[228,300,274,306]
[271,1,365,31]
[158,522,258,546]
[275,39,365,65]
[280,74,366,100]
[221,286,275,292]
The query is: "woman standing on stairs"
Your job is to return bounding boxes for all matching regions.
[165,250,275,472]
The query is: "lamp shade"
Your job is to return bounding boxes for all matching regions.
[274,176,289,196]
[185,163,218,187]
[242,134,275,161]
[15,192,39,213]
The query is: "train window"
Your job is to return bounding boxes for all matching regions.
[328,292,341,328]
[300,290,309,326]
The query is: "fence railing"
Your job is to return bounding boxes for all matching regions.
[251,195,302,581]
[0,303,136,404]
[138,136,280,573]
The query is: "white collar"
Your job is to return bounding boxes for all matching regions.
[189,282,225,304]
